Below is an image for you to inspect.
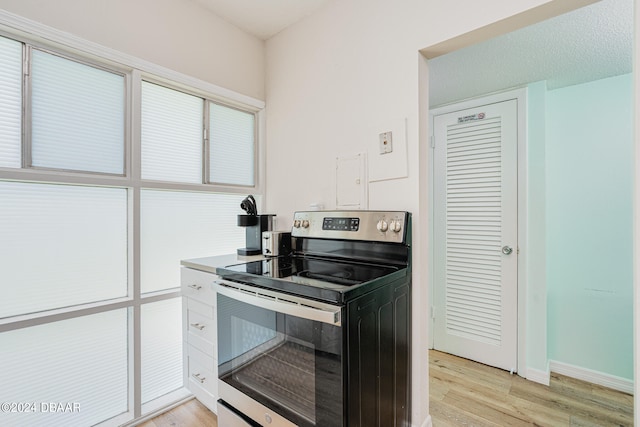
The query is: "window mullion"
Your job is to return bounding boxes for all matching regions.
[130,70,142,183]
[130,70,143,419]
[21,43,32,169]
[203,100,210,184]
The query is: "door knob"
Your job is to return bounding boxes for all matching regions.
[502,246,513,255]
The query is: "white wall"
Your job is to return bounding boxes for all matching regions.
[265,0,558,223]
[546,74,633,380]
[634,0,639,424]
[0,0,265,100]
[264,0,581,424]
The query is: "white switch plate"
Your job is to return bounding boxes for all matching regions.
[368,118,407,182]
[379,131,393,154]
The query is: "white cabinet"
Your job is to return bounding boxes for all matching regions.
[181,267,219,413]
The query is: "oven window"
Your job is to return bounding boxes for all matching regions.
[218,293,343,427]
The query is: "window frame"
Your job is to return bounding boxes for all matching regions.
[0,13,265,425]
[139,78,260,189]
[139,79,206,185]
[23,43,131,177]
[0,27,265,309]
[0,29,264,195]
[204,100,258,188]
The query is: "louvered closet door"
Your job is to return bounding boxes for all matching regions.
[433,99,518,372]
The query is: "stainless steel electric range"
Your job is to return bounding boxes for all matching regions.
[215,210,411,427]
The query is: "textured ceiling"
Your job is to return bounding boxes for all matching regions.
[429,0,633,107]
[190,0,332,39]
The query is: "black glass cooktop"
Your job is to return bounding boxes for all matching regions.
[217,256,402,303]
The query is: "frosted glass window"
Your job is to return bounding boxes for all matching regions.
[141,82,203,183]
[31,49,124,174]
[0,181,128,318]
[0,310,128,427]
[140,190,245,293]
[209,103,255,186]
[141,298,183,403]
[0,36,22,168]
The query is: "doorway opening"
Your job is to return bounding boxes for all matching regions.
[418,0,634,396]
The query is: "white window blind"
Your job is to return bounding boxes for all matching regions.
[0,36,22,169]
[209,103,255,186]
[30,49,124,174]
[0,310,129,426]
[141,82,203,183]
[140,190,245,293]
[141,298,183,404]
[0,27,262,424]
[0,181,128,318]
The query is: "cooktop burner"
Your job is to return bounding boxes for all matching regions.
[218,255,401,303]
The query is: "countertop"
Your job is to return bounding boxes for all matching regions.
[181,253,265,275]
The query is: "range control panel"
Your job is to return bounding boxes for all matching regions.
[322,217,360,231]
[292,211,408,244]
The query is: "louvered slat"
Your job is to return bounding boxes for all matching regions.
[445,116,503,346]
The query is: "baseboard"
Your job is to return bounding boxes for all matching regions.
[526,365,551,386]
[549,360,634,394]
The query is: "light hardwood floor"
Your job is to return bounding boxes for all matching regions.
[138,398,217,427]
[430,350,633,426]
[141,350,633,426]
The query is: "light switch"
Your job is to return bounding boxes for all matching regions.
[379,131,393,154]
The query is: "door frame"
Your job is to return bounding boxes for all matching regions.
[428,87,529,377]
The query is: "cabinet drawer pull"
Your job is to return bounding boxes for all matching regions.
[190,323,206,330]
[192,373,206,384]
[188,284,202,290]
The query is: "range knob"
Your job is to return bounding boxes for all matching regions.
[293,219,301,228]
[376,219,388,232]
[390,220,402,233]
[301,219,310,228]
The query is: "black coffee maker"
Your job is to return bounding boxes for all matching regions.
[237,195,274,256]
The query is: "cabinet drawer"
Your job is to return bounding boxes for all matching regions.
[187,297,215,318]
[181,268,218,305]
[186,306,216,356]
[187,345,217,398]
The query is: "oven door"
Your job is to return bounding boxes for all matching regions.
[215,280,344,427]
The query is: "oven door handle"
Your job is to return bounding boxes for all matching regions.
[214,280,342,326]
